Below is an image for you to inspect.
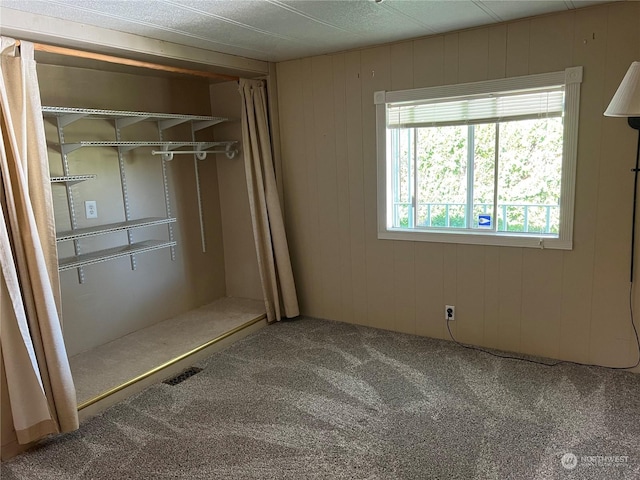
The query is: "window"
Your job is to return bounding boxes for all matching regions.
[375,67,582,249]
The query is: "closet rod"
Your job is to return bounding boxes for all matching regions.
[14,40,239,82]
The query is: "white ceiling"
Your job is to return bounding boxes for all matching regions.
[2,0,615,63]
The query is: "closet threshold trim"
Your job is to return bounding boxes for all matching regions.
[76,314,266,411]
[57,217,177,242]
[42,106,229,129]
[58,240,177,271]
[50,174,97,184]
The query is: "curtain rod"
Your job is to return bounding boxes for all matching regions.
[14,39,239,82]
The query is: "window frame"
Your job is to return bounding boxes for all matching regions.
[375,67,583,250]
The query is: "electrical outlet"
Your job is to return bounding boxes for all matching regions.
[85,200,98,219]
[445,305,455,321]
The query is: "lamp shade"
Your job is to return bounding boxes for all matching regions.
[605,61,640,117]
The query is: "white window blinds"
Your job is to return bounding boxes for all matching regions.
[387,86,565,128]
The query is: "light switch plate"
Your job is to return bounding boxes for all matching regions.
[85,200,98,219]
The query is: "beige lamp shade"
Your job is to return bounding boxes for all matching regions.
[605,61,640,117]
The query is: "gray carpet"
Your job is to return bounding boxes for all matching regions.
[2,317,640,479]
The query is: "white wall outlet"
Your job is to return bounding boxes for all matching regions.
[85,200,98,219]
[445,305,455,321]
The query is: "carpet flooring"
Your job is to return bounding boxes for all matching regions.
[2,317,640,479]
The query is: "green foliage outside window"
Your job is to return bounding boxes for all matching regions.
[391,117,563,234]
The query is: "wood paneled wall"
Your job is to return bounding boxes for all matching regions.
[276,2,640,370]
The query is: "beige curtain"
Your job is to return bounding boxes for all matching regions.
[239,78,299,322]
[0,37,78,446]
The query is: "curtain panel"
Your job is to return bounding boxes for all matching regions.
[239,78,299,322]
[0,37,78,447]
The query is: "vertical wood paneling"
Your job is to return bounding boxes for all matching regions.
[505,20,530,77]
[444,33,459,84]
[487,25,507,80]
[276,61,315,315]
[312,55,342,321]
[520,250,563,358]
[391,42,414,91]
[393,245,416,334]
[498,248,523,352]
[413,36,445,88]
[456,245,486,345]
[345,51,368,324]
[442,243,458,339]
[529,12,575,74]
[415,243,445,339]
[589,1,640,367]
[458,28,489,83]
[558,7,608,363]
[390,42,416,334]
[514,12,574,361]
[275,2,640,371]
[483,247,500,348]
[332,53,354,323]
[300,57,324,316]
[361,46,394,329]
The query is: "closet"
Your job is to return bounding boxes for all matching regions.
[38,60,264,415]
[46,105,237,279]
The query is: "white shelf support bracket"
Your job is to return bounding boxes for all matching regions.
[119,143,141,153]
[115,116,147,129]
[114,123,137,271]
[60,143,83,155]
[58,112,88,128]
[56,117,85,284]
[192,119,223,132]
[158,118,190,131]
[156,125,176,261]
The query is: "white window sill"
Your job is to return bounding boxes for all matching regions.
[379,228,572,250]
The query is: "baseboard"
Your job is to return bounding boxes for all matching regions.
[1,439,33,462]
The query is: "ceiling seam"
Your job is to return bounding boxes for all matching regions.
[160,0,300,43]
[26,0,276,59]
[264,0,368,37]
[380,4,438,35]
[472,1,504,23]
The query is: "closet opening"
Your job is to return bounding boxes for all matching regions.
[35,42,268,417]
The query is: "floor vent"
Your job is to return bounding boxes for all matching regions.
[163,367,203,386]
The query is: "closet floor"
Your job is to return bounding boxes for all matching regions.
[69,297,265,406]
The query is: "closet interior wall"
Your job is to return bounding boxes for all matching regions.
[209,81,262,301]
[39,63,227,357]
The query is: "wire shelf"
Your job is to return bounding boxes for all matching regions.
[58,240,177,271]
[42,106,229,128]
[56,217,177,242]
[60,141,238,155]
[50,174,97,184]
